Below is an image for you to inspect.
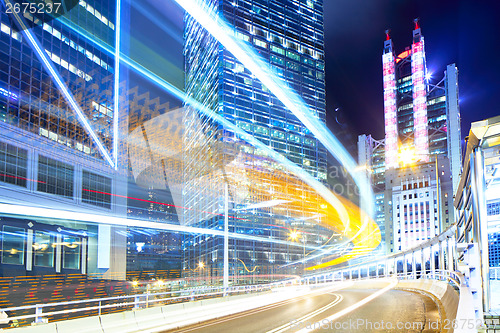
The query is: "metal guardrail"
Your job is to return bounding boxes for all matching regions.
[0,268,463,327]
[0,282,289,325]
[301,269,461,289]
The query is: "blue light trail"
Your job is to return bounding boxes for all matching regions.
[2,0,115,168]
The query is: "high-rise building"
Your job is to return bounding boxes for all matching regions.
[0,1,129,279]
[358,20,461,253]
[182,0,329,281]
[454,115,500,313]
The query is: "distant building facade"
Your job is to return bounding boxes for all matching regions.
[358,20,461,253]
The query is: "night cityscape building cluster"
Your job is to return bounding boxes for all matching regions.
[358,21,461,254]
[0,0,499,329]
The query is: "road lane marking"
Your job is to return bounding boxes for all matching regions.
[266,294,344,333]
[295,278,398,332]
[168,284,352,333]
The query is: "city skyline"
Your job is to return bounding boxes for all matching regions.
[129,0,500,153]
[324,0,500,143]
[0,0,499,330]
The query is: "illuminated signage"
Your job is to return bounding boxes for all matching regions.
[395,49,411,63]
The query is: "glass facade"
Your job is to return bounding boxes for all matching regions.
[0,141,27,187]
[182,0,330,282]
[37,155,74,199]
[0,0,133,301]
[1,225,25,265]
[0,1,117,159]
[82,170,112,208]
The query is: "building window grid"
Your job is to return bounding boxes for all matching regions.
[0,141,28,188]
[487,201,500,216]
[82,170,112,209]
[37,155,74,199]
[0,14,114,157]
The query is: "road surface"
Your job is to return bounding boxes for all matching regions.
[161,284,441,333]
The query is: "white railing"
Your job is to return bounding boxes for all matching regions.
[0,225,467,327]
[0,283,284,325]
[301,225,459,285]
[0,268,466,328]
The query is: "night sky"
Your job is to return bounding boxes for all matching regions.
[137,0,500,156]
[323,0,500,146]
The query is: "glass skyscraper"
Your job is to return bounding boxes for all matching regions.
[182,0,330,282]
[0,0,129,280]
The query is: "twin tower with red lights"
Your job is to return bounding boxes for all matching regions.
[383,19,430,170]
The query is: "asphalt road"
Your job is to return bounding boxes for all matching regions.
[161,285,441,333]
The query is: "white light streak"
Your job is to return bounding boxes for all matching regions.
[0,203,321,250]
[6,1,115,168]
[113,0,122,169]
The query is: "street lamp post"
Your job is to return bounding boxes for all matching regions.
[302,235,306,273]
[289,230,306,273]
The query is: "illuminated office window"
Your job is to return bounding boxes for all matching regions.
[1,226,25,265]
[62,236,81,270]
[0,141,28,188]
[34,232,54,267]
[37,156,74,199]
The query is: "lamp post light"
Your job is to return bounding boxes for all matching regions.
[198,261,205,285]
[301,235,306,273]
[289,230,306,273]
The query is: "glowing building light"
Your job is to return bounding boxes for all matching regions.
[288,230,300,241]
[395,49,411,63]
[411,26,429,161]
[399,146,417,166]
[383,34,398,170]
[0,87,17,100]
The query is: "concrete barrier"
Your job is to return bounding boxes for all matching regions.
[454,283,479,333]
[134,307,165,331]
[160,303,184,320]
[99,311,138,333]
[55,316,103,333]
[397,279,459,333]
[6,323,57,333]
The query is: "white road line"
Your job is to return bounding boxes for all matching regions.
[170,284,352,333]
[295,279,398,332]
[266,294,344,333]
